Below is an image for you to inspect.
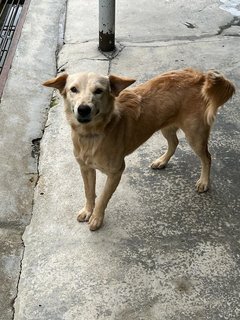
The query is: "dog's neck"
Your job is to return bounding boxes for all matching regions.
[78,132,103,139]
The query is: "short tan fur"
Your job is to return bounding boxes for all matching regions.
[43,68,235,230]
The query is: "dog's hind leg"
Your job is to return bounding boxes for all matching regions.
[151,126,179,169]
[184,127,211,193]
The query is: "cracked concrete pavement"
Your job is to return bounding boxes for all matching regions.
[0,0,240,319]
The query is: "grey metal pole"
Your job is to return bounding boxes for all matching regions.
[99,0,115,52]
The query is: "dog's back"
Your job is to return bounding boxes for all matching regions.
[126,68,235,129]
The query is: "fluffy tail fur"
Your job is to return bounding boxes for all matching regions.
[202,70,235,126]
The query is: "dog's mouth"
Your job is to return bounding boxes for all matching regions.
[77,116,92,124]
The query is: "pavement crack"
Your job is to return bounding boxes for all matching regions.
[119,33,239,48]
[31,137,41,161]
[108,59,112,74]
[12,128,44,318]
[55,0,68,73]
[98,42,125,74]
[197,3,211,12]
[183,22,196,29]
[57,61,68,73]
[64,38,98,45]
[217,17,240,35]
[11,238,25,320]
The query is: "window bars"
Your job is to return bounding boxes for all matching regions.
[0,0,24,72]
[0,0,30,98]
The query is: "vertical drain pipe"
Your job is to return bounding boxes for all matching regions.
[99,0,115,52]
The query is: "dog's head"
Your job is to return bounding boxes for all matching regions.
[43,72,135,125]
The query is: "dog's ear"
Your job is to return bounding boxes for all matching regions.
[109,75,136,97]
[42,73,68,94]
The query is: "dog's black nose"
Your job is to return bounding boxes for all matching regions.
[77,105,91,117]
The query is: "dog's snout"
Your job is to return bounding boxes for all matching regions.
[77,105,91,117]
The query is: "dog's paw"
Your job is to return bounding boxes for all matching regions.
[88,214,103,231]
[150,158,167,169]
[196,179,209,193]
[77,208,93,222]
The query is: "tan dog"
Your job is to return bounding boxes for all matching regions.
[43,68,235,230]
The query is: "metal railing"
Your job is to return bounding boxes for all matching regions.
[0,0,24,73]
[0,0,30,98]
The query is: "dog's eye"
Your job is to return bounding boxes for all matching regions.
[94,88,103,95]
[70,87,78,93]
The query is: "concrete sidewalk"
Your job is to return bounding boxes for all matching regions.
[0,0,66,319]
[1,0,240,319]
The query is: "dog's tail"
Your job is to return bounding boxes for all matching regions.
[201,70,235,126]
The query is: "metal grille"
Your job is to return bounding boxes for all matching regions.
[0,0,24,74]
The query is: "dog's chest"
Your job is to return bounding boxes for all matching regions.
[73,131,124,173]
[79,137,100,167]
[77,135,116,172]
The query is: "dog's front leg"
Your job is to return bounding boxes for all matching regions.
[88,164,125,231]
[77,163,96,222]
